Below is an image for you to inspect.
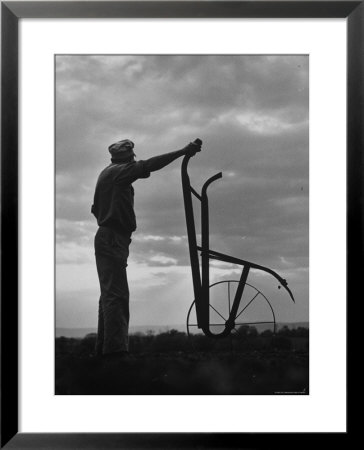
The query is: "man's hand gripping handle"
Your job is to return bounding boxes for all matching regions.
[184,138,203,157]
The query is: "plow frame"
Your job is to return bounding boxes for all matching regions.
[181,154,295,338]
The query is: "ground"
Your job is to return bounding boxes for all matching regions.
[55,343,308,395]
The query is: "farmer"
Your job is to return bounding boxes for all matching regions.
[91,138,202,358]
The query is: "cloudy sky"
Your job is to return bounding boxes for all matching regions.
[56,55,308,331]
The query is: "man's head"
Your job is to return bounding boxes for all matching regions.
[108,139,136,163]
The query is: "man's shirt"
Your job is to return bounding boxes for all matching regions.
[92,160,150,234]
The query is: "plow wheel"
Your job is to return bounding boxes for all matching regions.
[186,280,276,352]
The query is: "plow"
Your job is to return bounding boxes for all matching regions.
[181,139,295,340]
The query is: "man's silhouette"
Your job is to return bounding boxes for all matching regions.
[92,139,202,358]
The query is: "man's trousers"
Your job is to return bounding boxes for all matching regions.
[94,226,131,355]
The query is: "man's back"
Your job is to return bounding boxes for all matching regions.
[92,161,150,234]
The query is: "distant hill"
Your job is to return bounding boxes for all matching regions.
[56,322,308,339]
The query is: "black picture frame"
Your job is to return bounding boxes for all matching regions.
[1,1,359,448]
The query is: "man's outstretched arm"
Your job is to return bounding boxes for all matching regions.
[144,140,202,173]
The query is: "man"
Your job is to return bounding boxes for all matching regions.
[91,138,202,358]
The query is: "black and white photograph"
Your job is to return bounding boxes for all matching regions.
[2,0,357,443]
[55,54,309,395]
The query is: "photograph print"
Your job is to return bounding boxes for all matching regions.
[55,55,309,395]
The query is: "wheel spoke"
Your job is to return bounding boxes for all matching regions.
[228,282,231,314]
[235,321,274,326]
[209,304,226,321]
[235,292,259,320]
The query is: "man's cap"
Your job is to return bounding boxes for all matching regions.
[108,139,135,161]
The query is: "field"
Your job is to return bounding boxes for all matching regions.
[55,327,308,395]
